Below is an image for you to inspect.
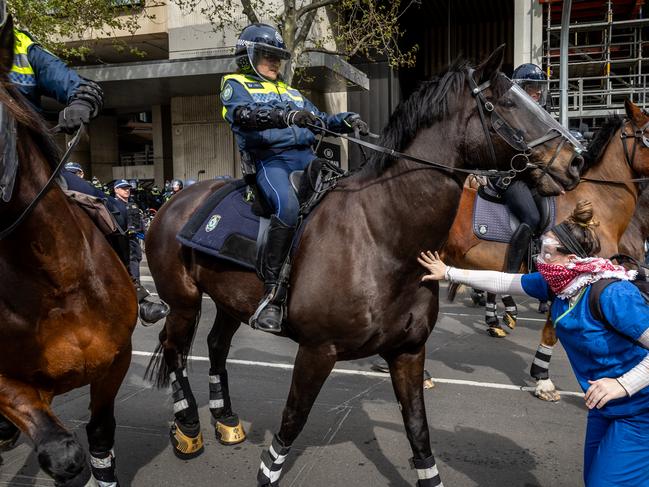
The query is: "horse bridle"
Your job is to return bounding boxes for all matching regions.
[0,124,84,241]
[467,69,578,187]
[621,118,649,170]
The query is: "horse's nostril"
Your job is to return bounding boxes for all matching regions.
[571,155,584,174]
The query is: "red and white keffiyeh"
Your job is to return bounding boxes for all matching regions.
[536,257,637,299]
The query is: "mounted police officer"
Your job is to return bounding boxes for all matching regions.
[484,63,549,274]
[113,179,170,325]
[220,23,368,333]
[4,5,103,133]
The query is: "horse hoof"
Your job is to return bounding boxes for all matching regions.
[487,326,507,338]
[215,415,246,445]
[423,370,435,390]
[0,429,19,452]
[503,313,517,330]
[534,379,561,402]
[170,421,204,459]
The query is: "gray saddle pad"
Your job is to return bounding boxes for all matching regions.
[473,193,555,243]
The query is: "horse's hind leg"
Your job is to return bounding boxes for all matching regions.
[86,345,132,486]
[0,377,91,486]
[501,294,518,330]
[257,345,336,487]
[386,345,441,487]
[531,316,560,402]
[485,293,506,338]
[207,309,245,445]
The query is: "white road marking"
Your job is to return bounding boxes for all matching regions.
[131,351,584,398]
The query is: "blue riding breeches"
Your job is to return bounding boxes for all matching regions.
[255,148,316,226]
[583,408,649,486]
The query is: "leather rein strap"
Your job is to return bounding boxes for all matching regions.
[0,124,85,241]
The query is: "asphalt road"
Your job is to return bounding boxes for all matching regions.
[0,262,587,487]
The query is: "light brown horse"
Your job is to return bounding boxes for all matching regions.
[145,48,583,486]
[0,18,136,486]
[442,99,649,401]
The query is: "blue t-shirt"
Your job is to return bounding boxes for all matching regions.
[522,272,649,417]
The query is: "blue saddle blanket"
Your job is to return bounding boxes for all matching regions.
[176,180,260,271]
[473,192,555,243]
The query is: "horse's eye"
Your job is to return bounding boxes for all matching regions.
[500,98,515,109]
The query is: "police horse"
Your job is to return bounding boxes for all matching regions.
[145,46,583,486]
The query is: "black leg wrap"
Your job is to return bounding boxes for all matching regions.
[530,344,553,380]
[411,455,443,487]
[0,416,19,451]
[89,450,118,487]
[209,370,231,419]
[485,298,499,326]
[170,368,199,425]
[257,434,291,487]
[501,295,517,316]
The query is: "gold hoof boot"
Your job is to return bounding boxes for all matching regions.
[503,313,517,330]
[487,326,507,338]
[215,416,246,445]
[170,421,204,459]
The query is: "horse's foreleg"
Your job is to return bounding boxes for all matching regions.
[257,345,336,487]
[0,377,91,487]
[386,346,441,487]
[501,295,518,330]
[207,310,245,445]
[86,345,132,487]
[485,293,506,338]
[531,316,560,402]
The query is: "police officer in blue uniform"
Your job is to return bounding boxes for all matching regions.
[221,23,368,332]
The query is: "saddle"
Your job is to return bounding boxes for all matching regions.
[473,186,555,243]
[177,159,345,274]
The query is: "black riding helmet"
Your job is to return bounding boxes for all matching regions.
[235,23,291,81]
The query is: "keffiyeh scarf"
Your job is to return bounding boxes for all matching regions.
[536,257,637,299]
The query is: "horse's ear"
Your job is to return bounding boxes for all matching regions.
[475,44,506,84]
[625,98,648,127]
[0,16,14,75]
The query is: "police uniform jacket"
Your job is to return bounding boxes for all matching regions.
[220,73,353,160]
[10,29,83,110]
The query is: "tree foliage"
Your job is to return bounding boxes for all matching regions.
[170,0,420,83]
[9,0,159,59]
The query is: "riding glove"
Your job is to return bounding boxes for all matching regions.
[286,110,319,128]
[344,114,369,136]
[58,100,93,134]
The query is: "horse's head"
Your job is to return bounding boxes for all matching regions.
[463,46,583,196]
[621,98,649,177]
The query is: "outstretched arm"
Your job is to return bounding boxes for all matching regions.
[418,251,528,296]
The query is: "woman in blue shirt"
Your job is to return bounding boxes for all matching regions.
[419,200,649,487]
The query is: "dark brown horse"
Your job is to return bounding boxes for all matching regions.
[0,19,136,487]
[145,47,583,486]
[442,99,649,401]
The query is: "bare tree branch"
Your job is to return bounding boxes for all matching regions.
[303,47,347,56]
[296,0,340,20]
[241,0,260,24]
[295,9,318,47]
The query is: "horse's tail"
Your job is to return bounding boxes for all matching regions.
[145,309,201,388]
[447,282,461,302]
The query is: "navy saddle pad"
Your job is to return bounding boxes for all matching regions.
[176,180,261,271]
[473,192,556,243]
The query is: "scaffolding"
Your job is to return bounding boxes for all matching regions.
[542,0,649,129]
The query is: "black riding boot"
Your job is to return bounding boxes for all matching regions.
[253,216,296,333]
[135,280,170,325]
[505,223,532,273]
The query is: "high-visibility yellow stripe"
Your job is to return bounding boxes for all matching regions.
[12,30,35,76]
[220,74,304,120]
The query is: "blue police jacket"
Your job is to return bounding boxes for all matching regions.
[62,171,106,200]
[11,31,82,110]
[220,73,353,159]
[522,272,649,417]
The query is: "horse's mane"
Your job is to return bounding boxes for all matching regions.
[0,80,61,169]
[361,59,473,175]
[582,115,624,171]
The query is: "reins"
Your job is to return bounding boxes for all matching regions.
[0,124,84,240]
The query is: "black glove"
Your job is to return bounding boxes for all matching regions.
[344,114,369,136]
[286,110,319,128]
[58,100,92,134]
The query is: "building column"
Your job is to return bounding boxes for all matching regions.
[513,0,543,67]
[89,115,118,183]
[152,104,173,186]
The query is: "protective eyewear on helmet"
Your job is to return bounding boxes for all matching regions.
[536,236,570,264]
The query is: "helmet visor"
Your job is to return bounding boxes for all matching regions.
[247,44,290,82]
[514,79,548,107]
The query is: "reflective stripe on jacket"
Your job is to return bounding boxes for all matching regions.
[10,29,35,88]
